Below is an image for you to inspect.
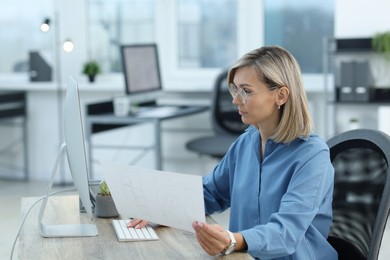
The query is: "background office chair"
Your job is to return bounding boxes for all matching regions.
[326,129,390,260]
[186,70,247,158]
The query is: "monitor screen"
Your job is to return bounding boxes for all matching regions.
[120,44,163,104]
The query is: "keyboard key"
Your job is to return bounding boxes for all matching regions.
[134,227,145,239]
[146,226,159,240]
[141,227,152,239]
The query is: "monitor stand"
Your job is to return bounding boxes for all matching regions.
[38,143,98,237]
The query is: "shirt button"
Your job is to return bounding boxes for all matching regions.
[268,140,272,144]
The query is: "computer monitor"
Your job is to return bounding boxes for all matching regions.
[38,76,98,237]
[120,43,163,105]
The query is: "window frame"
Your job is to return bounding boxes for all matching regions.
[156,0,264,91]
[0,0,326,93]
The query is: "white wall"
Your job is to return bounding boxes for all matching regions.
[335,0,390,38]
[333,0,390,137]
[55,0,88,86]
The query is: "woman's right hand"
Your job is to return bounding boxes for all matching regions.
[127,218,150,229]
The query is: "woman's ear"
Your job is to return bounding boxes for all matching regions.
[276,86,289,106]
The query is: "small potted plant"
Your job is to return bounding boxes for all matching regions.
[372,31,390,59]
[371,32,390,86]
[82,60,101,83]
[95,181,119,218]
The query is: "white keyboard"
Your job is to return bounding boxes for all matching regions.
[136,106,179,118]
[112,219,159,242]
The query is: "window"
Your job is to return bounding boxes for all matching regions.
[176,0,237,68]
[264,0,334,73]
[88,0,155,72]
[158,0,261,91]
[88,0,237,72]
[0,0,53,73]
[1,1,334,91]
[88,0,247,90]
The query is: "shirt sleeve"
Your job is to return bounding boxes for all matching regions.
[202,158,231,215]
[240,148,334,259]
[202,126,251,215]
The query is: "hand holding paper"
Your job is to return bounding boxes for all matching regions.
[99,161,205,233]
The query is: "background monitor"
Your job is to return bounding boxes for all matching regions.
[120,43,163,105]
[38,76,98,237]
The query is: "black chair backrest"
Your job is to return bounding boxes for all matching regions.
[326,129,390,260]
[211,70,247,136]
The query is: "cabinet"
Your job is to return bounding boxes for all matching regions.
[323,37,390,138]
[0,91,27,180]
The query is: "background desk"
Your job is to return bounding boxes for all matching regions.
[0,91,27,180]
[85,103,209,180]
[18,195,252,260]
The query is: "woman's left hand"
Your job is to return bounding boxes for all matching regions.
[192,221,231,256]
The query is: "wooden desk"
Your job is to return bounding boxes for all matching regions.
[19,195,252,260]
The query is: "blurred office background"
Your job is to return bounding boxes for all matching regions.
[1,0,390,259]
[0,0,339,182]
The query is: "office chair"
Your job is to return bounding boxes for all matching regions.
[186,70,247,158]
[326,129,390,260]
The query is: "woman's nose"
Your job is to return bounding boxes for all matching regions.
[232,94,240,105]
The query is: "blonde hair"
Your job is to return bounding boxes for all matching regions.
[227,46,313,143]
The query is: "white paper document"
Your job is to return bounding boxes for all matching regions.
[99,161,205,233]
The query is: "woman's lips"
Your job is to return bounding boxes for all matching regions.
[239,110,247,116]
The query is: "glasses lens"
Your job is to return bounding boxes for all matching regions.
[228,83,238,97]
[228,84,248,103]
[238,88,247,103]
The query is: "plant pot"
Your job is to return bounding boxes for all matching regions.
[95,195,119,218]
[88,75,96,83]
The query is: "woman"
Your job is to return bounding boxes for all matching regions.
[131,46,337,259]
[192,46,336,259]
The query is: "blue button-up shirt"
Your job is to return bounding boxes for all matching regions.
[203,125,337,260]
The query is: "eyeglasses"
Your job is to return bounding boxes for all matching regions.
[228,83,276,104]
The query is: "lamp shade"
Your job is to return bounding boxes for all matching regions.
[63,39,74,52]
